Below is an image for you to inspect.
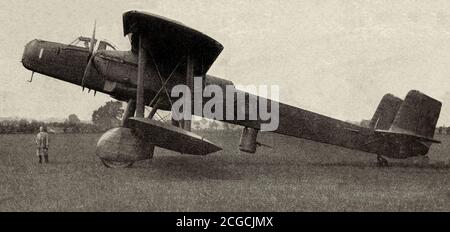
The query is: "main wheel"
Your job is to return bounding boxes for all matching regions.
[101,158,134,168]
[96,128,155,168]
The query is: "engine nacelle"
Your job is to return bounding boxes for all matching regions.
[96,127,154,162]
[239,127,259,153]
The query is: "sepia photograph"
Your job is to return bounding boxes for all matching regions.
[1,0,450,219]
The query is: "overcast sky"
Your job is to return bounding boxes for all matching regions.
[1,0,450,125]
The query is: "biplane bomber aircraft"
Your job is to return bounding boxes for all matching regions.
[22,11,441,168]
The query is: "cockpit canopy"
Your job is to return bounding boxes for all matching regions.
[69,36,118,51]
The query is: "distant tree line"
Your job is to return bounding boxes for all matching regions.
[0,118,101,134]
[436,126,450,135]
[0,101,125,134]
[0,100,243,134]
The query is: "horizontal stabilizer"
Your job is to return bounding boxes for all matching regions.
[127,117,222,155]
[376,90,441,144]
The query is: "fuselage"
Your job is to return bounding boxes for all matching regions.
[21,39,435,160]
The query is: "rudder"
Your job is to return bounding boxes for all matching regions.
[369,94,403,130]
[390,90,441,140]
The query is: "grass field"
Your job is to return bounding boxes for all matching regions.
[0,131,449,211]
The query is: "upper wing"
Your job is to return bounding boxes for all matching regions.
[122,10,223,78]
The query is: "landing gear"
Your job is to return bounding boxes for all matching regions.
[377,155,389,167]
[96,32,197,167]
[101,158,134,168]
[121,99,136,127]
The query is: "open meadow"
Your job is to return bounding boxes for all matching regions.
[0,130,449,211]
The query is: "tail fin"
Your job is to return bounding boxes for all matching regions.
[372,90,442,158]
[369,94,403,130]
[388,90,442,141]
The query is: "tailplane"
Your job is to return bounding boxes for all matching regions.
[366,90,442,159]
[376,90,441,143]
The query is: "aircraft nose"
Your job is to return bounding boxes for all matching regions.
[22,39,39,69]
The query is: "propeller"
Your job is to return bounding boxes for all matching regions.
[81,21,97,90]
[89,20,96,55]
[82,54,96,90]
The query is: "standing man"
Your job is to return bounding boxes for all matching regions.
[36,126,49,164]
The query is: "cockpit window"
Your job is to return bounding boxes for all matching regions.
[69,36,118,50]
[101,40,118,51]
[69,36,97,49]
[105,44,116,50]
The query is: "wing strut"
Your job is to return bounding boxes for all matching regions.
[183,52,194,131]
[136,34,147,118]
[121,99,136,127]
[146,55,186,128]
[148,97,162,119]
[147,55,185,108]
[147,49,176,108]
